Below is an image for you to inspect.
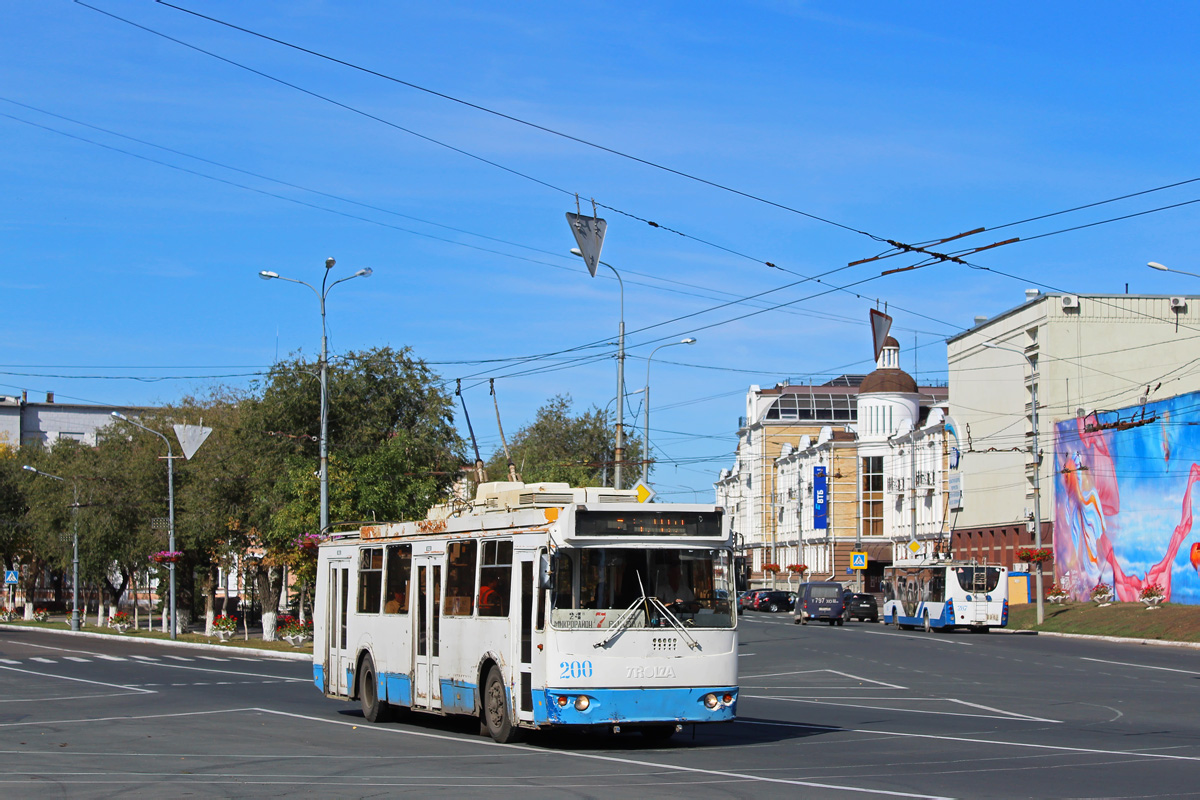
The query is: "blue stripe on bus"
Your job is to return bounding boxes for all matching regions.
[539,686,737,725]
[439,679,475,714]
[384,672,414,707]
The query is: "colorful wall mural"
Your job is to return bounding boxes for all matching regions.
[1054,391,1200,605]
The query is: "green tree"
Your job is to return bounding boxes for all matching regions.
[486,394,643,489]
[245,345,464,638]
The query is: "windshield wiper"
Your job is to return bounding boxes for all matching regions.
[593,571,701,651]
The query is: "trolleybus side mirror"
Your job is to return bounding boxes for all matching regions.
[539,553,554,590]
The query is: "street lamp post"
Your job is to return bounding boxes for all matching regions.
[22,466,80,631]
[260,258,373,535]
[571,247,626,488]
[982,342,1045,625]
[111,412,180,638]
[643,338,696,484]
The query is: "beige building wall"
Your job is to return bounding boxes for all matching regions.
[949,291,1200,538]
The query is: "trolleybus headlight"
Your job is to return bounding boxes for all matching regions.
[574,695,590,711]
[703,693,720,709]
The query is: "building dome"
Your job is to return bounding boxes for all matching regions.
[858,368,918,395]
[859,336,917,395]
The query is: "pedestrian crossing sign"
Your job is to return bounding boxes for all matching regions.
[850,552,867,569]
[3,570,17,585]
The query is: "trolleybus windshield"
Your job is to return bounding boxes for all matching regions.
[551,547,734,629]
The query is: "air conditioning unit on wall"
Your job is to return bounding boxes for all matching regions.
[1170,296,1187,311]
[1061,295,1080,309]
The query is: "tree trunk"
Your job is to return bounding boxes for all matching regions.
[201,565,217,636]
[19,557,44,619]
[255,565,284,641]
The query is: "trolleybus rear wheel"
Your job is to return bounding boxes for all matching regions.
[483,665,522,743]
[359,654,391,723]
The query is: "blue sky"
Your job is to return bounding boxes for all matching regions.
[4,2,1199,500]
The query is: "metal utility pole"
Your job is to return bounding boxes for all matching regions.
[22,466,79,631]
[112,413,179,638]
[643,338,696,484]
[983,342,1045,625]
[570,247,625,488]
[260,258,373,534]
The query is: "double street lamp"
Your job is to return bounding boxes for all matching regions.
[982,341,1045,625]
[643,338,696,484]
[111,412,179,639]
[22,466,80,631]
[260,258,373,535]
[570,247,626,488]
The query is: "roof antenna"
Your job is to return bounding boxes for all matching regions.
[456,379,487,485]
[490,379,520,482]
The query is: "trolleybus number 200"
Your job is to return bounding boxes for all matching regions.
[559,660,594,679]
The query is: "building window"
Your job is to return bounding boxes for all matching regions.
[861,456,884,537]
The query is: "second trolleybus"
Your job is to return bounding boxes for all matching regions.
[882,560,1009,632]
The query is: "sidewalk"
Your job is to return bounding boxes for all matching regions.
[0,618,311,661]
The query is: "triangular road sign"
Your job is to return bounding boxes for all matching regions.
[870,308,893,363]
[173,424,212,461]
[566,212,607,277]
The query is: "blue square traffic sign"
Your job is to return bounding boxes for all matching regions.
[3,570,17,585]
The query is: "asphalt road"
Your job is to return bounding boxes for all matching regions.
[1,617,1197,798]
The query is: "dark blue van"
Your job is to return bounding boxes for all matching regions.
[794,581,848,625]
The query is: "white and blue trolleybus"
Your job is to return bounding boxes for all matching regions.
[313,482,738,742]
[882,560,1009,632]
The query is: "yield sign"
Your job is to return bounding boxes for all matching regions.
[870,308,893,363]
[566,212,607,277]
[173,424,212,460]
[633,480,657,504]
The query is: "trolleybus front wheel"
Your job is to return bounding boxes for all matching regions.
[483,665,523,744]
[358,654,391,723]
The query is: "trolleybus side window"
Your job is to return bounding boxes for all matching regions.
[444,540,477,616]
[357,547,384,613]
[478,540,512,617]
[384,544,412,614]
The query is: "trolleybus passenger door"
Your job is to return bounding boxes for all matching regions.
[325,560,351,696]
[412,555,443,711]
[515,551,538,724]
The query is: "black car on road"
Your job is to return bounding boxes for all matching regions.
[846,592,879,622]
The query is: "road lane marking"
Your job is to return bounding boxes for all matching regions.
[121,661,309,682]
[197,656,230,662]
[738,718,1200,763]
[93,655,127,661]
[254,707,954,798]
[743,694,1062,723]
[164,656,195,662]
[1081,657,1200,676]
[0,665,155,694]
[131,655,160,661]
[30,657,56,663]
[856,629,973,646]
[0,659,19,664]
[62,657,91,662]
[739,669,906,689]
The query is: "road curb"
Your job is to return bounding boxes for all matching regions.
[0,623,312,661]
[1032,630,1200,650]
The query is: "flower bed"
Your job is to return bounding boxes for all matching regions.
[1046,583,1069,604]
[1090,582,1113,605]
[278,615,313,646]
[32,608,49,622]
[1017,547,1054,565]
[212,614,238,640]
[0,607,16,622]
[150,550,184,565]
[1139,583,1165,608]
[108,611,132,632]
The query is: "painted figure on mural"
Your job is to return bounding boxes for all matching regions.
[1054,395,1200,605]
